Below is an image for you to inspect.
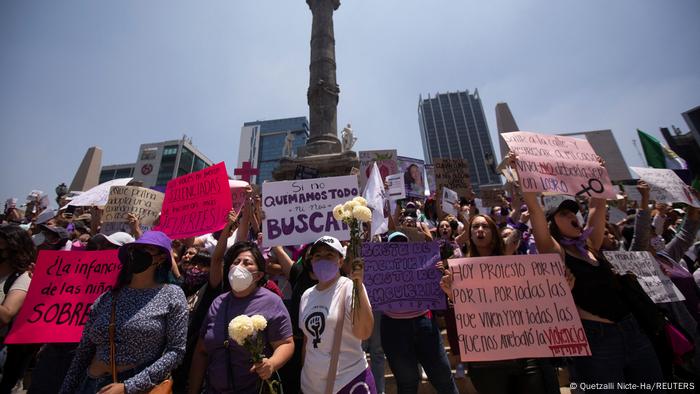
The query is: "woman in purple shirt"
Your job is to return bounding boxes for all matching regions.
[188,241,293,394]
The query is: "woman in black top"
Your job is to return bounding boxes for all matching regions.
[516,154,665,392]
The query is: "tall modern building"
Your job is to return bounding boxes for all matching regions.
[98,137,215,188]
[237,117,310,184]
[418,89,501,191]
[495,102,520,161]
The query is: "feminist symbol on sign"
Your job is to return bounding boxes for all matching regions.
[576,179,604,197]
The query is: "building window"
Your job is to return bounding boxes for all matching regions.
[140,148,157,161]
[178,147,195,177]
[156,145,179,186]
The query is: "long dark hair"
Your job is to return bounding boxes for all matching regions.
[0,224,36,272]
[223,241,267,289]
[114,246,172,290]
[466,214,505,257]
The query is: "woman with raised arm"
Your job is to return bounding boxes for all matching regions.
[514,153,665,392]
[440,214,559,394]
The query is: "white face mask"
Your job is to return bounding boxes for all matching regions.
[228,264,255,292]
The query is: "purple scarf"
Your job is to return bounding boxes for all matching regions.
[560,227,594,260]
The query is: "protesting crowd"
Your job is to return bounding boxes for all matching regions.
[2,131,700,394]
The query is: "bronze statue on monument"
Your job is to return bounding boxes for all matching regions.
[273,0,359,181]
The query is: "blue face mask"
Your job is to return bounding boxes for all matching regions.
[311,259,339,283]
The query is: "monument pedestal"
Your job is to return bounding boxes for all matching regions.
[273,151,359,181]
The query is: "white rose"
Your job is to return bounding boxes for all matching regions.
[251,314,268,331]
[332,204,345,221]
[352,196,368,207]
[228,315,254,345]
[352,206,372,222]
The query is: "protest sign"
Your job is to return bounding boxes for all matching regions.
[603,251,685,304]
[424,164,437,195]
[362,242,446,312]
[359,150,399,190]
[4,250,121,344]
[433,158,472,198]
[630,167,700,207]
[450,254,590,361]
[156,162,232,239]
[229,180,249,214]
[66,178,133,207]
[398,156,426,198]
[386,174,406,201]
[479,186,504,207]
[502,131,616,199]
[608,206,627,224]
[442,187,459,217]
[101,186,164,235]
[262,175,358,246]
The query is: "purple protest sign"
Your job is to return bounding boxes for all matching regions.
[361,242,446,312]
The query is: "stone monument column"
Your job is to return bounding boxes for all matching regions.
[273,0,358,180]
[298,0,342,156]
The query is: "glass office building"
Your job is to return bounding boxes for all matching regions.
[418,89,501,191]
[237,117,310,184]
[99,138,214,187]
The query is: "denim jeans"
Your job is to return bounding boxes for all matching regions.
[75,366,142,394]
[380,314,458,394]
[568,315,665,393]
[363,310,385,393]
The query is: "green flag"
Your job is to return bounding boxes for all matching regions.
[637,129,665,168]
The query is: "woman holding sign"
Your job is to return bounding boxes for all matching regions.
[60,231,188,394]
[0,224,36,393]
[440,214,559,394]
[514,153,666,392]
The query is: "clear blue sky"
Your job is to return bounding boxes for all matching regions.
[2,0,699,206]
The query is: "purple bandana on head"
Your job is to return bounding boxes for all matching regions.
[560,227,594,260]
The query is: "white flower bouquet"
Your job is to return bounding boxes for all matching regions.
[332,196,372,321]
[228,314,281,394]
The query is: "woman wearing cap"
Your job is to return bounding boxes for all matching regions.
[299,236,376,394]
[188,241,294,393]
[513,154,665,391]
[0,224,37,393]
[60,231,188,394]
[440,214,560,394]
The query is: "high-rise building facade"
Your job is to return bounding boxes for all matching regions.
[237,117,310,184]
[98,137,215,188]
[418,89,501,191]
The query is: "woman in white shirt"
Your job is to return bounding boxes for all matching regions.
[299,236,376,394]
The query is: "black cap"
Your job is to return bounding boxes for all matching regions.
[545,199,580,222]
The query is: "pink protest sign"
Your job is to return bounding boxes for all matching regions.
[4,250,121,344]
[156,162,232,239]
[449,254,590,361]
[502,131,616,199]
[229,179,249,213]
